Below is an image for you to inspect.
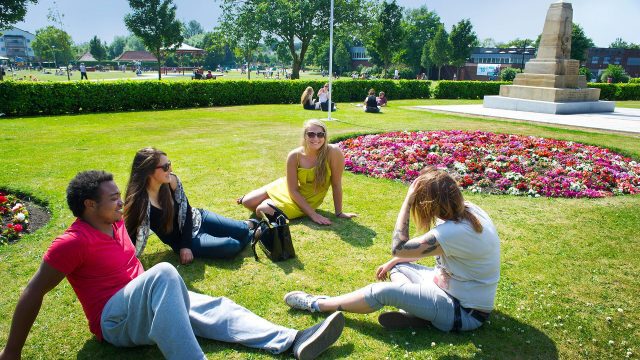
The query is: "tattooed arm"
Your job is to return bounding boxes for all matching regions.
[391,184,443,258]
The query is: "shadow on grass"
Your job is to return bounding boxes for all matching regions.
[302,210,377,247]
[342,311,558,359]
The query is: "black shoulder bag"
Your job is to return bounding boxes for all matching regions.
[251,204,296,262]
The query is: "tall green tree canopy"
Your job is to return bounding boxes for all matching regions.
[400,6,441,72]
[124,0,183,79]
[1,0,38,29]
[183,20,204,38]
[367,0,404,73]
[31,25,73,65]
[570,23,594,62]
[219,0,370,79]
[448,18,478,69]
[429,25,449,80]
[108,36,127,59]
[124,35,147,51]
[609,38,640,50]
[218,1,261,79]
[89,35,107,61]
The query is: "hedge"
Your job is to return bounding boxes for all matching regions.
[0,79,430,117]
[432,80,511,99]
[587,83,640,101]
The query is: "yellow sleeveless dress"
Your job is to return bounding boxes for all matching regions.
[266,163,331,219]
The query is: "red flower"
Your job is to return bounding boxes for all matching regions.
[13,224,23,232]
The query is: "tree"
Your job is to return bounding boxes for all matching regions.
[334,41,352,74]
[401,6,441,73]
[480,38,497,48]
[183,20,203,38]
[609,38,640,50]
[219,0,369,79]
[124,0,184,80]
[89,35,107,61]
[108,36,127,59]
[420,41,432,79]
[32,25,74,66]
[1,0,38,30]
[429,25,449,80]
[579,66,593,82]
[367,0,404,74]
[218,1,261,79]
[600,64,629,83]
[570,23,594,62]
[449,19,478,79]
[124,35,146,51]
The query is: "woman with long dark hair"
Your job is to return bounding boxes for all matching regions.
[124,148,258,264]
[237,119,356,225]
[283,167,500,332]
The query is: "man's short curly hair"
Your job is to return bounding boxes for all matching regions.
[66,170,114,217]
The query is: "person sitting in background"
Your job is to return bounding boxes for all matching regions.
[376,92,387,107]
[301,87,319,110]
[206,71,213,79]
[364,89,380,113]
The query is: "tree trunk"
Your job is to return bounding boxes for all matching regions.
[438,66,441,80]
[157,50,162,80]
[291,59,301,80]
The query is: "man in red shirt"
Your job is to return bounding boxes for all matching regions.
[0,170,344,360]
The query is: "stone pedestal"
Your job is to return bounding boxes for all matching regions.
[484,96,615,114]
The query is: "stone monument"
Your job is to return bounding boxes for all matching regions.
[484,0,615,114]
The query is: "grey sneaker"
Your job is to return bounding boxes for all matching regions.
[293,311,345,360]
[284,291,326,312]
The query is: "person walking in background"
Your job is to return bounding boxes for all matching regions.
[79,63,88,80]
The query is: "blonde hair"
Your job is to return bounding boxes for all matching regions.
[411,167,483,233]
[301,86,314,105]
[301,119,329,191]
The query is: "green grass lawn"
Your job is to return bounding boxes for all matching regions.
[8,69,327,82]
[0,100,639,359]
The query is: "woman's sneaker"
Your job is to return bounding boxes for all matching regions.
[284,291,327,312]
[292,311,345,360]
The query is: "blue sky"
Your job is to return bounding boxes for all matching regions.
[16,0,640,47]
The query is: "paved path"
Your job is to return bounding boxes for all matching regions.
[415,104,640,135]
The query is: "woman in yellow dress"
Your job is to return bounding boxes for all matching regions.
[238,119,356,225]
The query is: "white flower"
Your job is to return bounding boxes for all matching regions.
[15,213,26,222]
[617,308,623,313]
[431,342,436,347]
[608,340,614,345]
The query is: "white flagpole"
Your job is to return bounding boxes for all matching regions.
[327,0,334,121]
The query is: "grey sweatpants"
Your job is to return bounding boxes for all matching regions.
[100,262,297,359]
[363,262,483,332]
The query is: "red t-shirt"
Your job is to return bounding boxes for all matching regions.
[43,218,144,340]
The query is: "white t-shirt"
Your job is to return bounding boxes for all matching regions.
[318,90,328,103]
[430,202,500,311]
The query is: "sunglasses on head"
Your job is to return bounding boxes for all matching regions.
[156,161,171,172]
[306,131,326,139]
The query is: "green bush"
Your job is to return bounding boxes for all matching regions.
[599,64,630,83]
[579,66,593,82]
[587,83,640,100]
[433,80,510,99]
[0,79,431,117]
[500,67,521,82]
[629,78,640,84]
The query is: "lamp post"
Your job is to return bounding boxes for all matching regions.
[520,40,531,71]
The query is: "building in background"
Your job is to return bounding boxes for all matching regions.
[0,27,36,61]
[586,48,640,79]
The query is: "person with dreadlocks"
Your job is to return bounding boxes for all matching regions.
[282,167,500,332]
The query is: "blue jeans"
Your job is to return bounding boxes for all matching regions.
[101,263,297,359]
[191,210,251,259]
[362,263,483,332]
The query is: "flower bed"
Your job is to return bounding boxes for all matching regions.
[1,191,32,244]
[338,130,640,198]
